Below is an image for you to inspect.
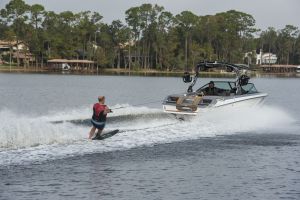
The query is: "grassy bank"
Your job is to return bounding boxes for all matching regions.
[0,64,48,73]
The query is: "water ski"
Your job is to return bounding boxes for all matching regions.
[92,129,119,140]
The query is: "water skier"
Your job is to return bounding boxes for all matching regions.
[88,96,112,139]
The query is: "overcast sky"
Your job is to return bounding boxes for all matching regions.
[1,0,299,31]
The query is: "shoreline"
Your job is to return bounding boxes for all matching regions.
[0,65,299,78]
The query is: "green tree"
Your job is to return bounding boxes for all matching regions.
[259,27,277,64]
[195,15,218,60]
[175,11,198,71]
[75,11,102,61]
[294,34,300,64]
[215,10,257,62]
[29,4,45,67]
[42,11,59,58]
[155,11,175,69]
[109,20,131,69]
[277,25,299,64]
[1,0,30,67]
[125,6,142,69]
[3,29,15,68]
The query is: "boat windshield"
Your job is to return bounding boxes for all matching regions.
[196,81,258,96]
[241,83,258,94]
[197,81,234,91]
[196,81,234,96]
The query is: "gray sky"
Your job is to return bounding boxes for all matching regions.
[1,0,299,31]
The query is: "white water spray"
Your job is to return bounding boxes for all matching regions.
[0,104,297,166]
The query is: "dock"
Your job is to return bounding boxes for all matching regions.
[261,65,297,73]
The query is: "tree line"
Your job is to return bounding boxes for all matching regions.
[1,0,300,70]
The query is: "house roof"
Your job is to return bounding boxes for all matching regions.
[47,59,94,64]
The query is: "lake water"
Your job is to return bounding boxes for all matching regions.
[0,73,299,200]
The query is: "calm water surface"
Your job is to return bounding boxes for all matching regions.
[0,73,299,200]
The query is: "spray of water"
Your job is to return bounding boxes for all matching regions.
[0,104,297,166]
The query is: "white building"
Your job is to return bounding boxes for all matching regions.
[256,49,277,65]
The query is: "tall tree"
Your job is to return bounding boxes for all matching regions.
[125,6,142,69]
[156,11,175,69]
[277,25,299,64]
[3,29,15,68]
[42,11,59,58]
[214,10,257,62]
[29,4,44,67]
[110,20,126,68]
[260,27,277,64]
[175,11,198,71]
[1,0,30,67]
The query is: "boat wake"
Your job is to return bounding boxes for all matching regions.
[0,104,297,166]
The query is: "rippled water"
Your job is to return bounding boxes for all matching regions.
[0,73,299,200]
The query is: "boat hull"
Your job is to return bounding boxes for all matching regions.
[163,93,267,115]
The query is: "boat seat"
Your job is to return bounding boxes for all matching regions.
[176,96,202,111]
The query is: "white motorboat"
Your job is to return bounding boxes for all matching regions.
[296,66,300,73]
[163,61,268,115]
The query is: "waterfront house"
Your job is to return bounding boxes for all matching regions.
[256,49,277,65]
